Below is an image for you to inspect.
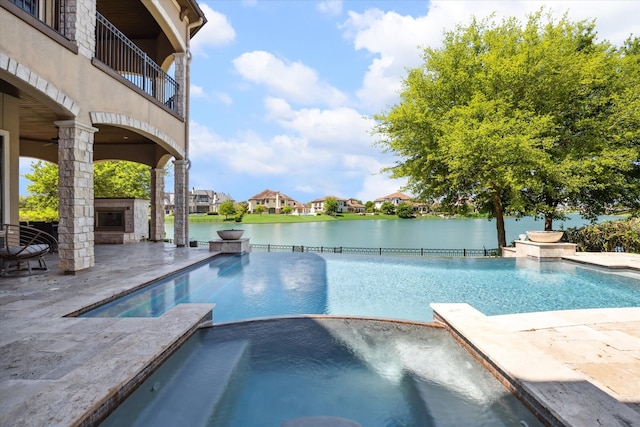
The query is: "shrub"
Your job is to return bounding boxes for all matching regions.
[206,211,218,215]
[396,202,414,218]
[564,218,640,253]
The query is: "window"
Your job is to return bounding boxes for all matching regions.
[11,0,38,16]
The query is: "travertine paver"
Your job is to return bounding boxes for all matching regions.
[1,247,639,426]
[0,243,216,426]
[433,303,640,426]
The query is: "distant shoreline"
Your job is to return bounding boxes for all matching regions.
[164,212,487,224]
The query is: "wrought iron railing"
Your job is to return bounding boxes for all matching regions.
[178,243,500,257]
[10,0,68,37]
[95,12,178,113]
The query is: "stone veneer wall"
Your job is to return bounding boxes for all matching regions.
[56,120,97,271]
[65,0,96,59]
[173,159,187,246]
[150,168,165,241]
[95,198,150,244]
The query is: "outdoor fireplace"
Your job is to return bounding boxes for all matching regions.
[96,211,125,231]
[94,198,149,244]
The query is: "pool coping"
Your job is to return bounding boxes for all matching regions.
[1,246,639,426]
[432,303,640,426]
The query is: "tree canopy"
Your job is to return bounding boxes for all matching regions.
[218,200,236,219]
[374,10,640,248]
[379,201,396,215]
[324,197,338,215]
[396,201,414,218]
[23,160,152,216]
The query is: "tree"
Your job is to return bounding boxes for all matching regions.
[23,161,59,211]
[282,205,293,214]
[218,200,236,219]
[23,160,152,214]
[396,202,414,218]
[255,205,266,215]
[380,201,395,215]
[94,161,150,198]
[324,197,338,216]
[237,201,249,213]
[375,10,640,248]
[365,201,375,213]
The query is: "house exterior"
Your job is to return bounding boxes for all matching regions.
[1,0,206,272]
[188,190,234,214]
[310,196,349,214]
[374,192,412,210]
[346,199,366,213]
[248,189,304,214]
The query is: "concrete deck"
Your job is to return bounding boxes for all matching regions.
[1,246,639,426]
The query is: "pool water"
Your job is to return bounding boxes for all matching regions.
[83,252,640,322]
[100,318,545,427]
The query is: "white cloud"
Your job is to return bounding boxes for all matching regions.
[343,1,640,112]
[264,97,373,151]
[190,84,232,105]
[214,92,233,106]
[294,184,315,194]
[232,51,347,106]
[190,4,236,57]
[357,173,408,204]
[317,0,343,16]
[189,121,328,176]
[190,84,205,98]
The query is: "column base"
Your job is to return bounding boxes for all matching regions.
[512,240,576,259]
[208,238,250,254]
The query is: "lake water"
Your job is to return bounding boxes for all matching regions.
[166,215,622,249]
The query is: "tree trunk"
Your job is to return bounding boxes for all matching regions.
[493,192,507,248]
[544,214,553,231]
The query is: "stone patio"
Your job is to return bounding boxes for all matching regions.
[0,244,639,426]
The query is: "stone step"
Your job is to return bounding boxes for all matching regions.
[101,336,250,427]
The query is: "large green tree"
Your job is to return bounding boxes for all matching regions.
[218,200,236,219]
[375,10,640,248]
[324,197,338,216]
[23,160,152,214]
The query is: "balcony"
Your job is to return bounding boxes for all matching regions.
[95,12,178,114]
[7,0,179,115]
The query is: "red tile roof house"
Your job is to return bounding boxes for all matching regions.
[346,199,366,213]
[247,189,308,214]
[373,192,412,211]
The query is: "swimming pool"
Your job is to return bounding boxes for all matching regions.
[82,252,640,322]
[100,318,545,427]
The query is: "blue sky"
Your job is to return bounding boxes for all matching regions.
[20,0,640,204]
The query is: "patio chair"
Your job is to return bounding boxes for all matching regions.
[0,223,58,276]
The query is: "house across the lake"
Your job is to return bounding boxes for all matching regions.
[248,189,309,214]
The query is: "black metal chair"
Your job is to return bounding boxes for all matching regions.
[0,224,58,276]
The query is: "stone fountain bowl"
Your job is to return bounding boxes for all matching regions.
[217,229,244,240]
[525,230,564,243]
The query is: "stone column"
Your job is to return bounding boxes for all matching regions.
[150,167,165,241]
[64,0,96,59]
[173,53,187,118]
[173,159,187,247]
[55,120,98,273]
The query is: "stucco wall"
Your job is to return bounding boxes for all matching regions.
[0,10,186,159]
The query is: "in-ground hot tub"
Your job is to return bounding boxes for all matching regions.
[100,317,543,427]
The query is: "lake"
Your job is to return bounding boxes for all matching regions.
[165,215,622,249]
